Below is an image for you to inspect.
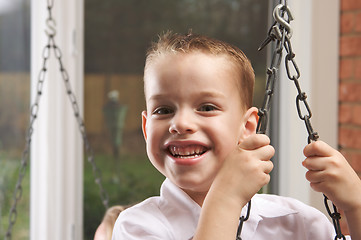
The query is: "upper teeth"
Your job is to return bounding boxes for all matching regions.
[169,145,206,157]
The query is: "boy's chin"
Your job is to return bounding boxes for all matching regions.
[174,177,213,194]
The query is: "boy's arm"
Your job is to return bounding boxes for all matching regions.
[344,208,361,240]
[303,141,361,240]
[193,134,274,240]
[193,187,244,240]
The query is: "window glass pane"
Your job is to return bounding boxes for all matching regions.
[84,1,269,238]
[0,1,31,239]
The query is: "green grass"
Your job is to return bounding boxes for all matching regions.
[0,151,165,239]
[0,152,30,240]
[83,152,164,239]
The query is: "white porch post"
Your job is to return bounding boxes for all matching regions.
[308,0,340,212]
[277,0,314,204]
[30,1,84,240]
[275,0,339,213]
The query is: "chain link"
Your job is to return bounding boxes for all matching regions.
[236,201,251,240]
[324,195,346,240]
[51,35,110,210]
[255,1,345,239]
[5,2,109,239]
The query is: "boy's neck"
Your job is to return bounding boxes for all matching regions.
[181,188,208,206]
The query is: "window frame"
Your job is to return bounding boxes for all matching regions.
[30,1,84,239]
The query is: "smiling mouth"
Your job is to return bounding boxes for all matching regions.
[168,144,208,159]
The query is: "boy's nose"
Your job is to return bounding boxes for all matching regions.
[169,110,197,135]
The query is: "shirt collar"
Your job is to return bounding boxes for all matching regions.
[160,179,299,239]
[160,178,201,214]
[162,180,298,219]
[160,179,201,239]
[250,194,298,218]
[240,194,299,239]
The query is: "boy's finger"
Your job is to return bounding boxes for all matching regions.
[263,159,274,174]
[305,169,325,183]
[302,157,328,171]
[239,134,270,150]
[256,145,275,161]
[303,140,334,157]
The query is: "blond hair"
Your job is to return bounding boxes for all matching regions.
[94,205,126,240]
[144,31,255,109]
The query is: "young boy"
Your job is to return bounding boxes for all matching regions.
[112,31,361,239]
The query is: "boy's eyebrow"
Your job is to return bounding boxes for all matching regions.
[147,94,169,102]
[197,91,227,98]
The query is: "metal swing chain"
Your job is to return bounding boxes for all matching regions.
[236,201,251,240]
[255,1,345,240]
[5,1,109,239]
[45,3,110,210]
[236,2,288,239]
[236,2,287,238]
[4,23,52,240]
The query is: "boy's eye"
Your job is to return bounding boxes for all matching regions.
[153,107,173,115]
[198,104,218,112]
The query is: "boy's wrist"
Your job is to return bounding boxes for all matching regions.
[207,179,250,209]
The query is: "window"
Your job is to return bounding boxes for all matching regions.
[0,1,31,239]
[84,0,269,238]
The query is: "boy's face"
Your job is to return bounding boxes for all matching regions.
[142,52,254,202]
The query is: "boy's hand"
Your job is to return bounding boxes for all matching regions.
[195,134,274,240]
[303,141,361,212]
[211,134,274,206]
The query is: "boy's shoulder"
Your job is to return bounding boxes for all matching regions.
[254,193,308,206]
[252,193,328,220]
[112,197,175,239]
[113,194,198,239]
[118,196,164,219]
[241,194,337,239]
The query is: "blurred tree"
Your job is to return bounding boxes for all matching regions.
[85,0,268,74]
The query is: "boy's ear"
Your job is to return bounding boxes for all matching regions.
[242,107,259,138]
[141,111,148,141]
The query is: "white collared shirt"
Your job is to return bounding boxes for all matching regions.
[112,179,351,240]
